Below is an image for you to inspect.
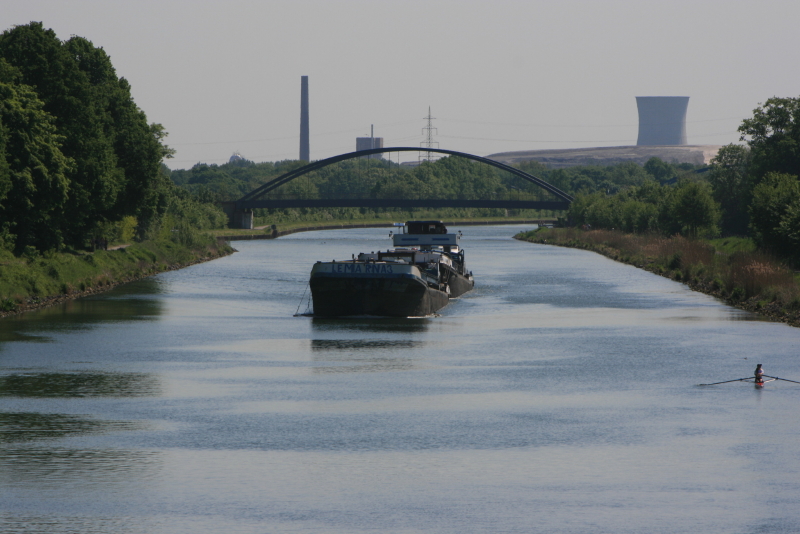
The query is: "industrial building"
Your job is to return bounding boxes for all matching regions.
[356,125,383,159]
[356,136,384,159]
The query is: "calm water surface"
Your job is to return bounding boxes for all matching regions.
[1,225,799,533]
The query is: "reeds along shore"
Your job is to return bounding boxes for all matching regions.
[516,228,800,328]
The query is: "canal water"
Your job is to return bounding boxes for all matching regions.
[1,225,799,534]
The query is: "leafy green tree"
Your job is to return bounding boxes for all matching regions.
[117,216,138,243]
[616,200,648,233]
[777,201,800,258]
[0,23,177,247]
[748,172,800,255]
[708,144,752,235]
[739,96,800,180]
[671,180,720,238]
[0,23,121,245]
[541,168,573,195]
[0,59,71,251]
[631,179,665,205]
[607,162,650,188]
[566,192,595,226]
[0,99,10,205]
[571,175,595,194]
[63,36,174,231]
[644,157,677,183]
[585,195,615,229]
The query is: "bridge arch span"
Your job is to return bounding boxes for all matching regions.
[237,147,573,204]
[223,147,573,227]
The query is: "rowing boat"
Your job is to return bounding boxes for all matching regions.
[698,374,799,387]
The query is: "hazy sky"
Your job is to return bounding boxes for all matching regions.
[3,0,799,169]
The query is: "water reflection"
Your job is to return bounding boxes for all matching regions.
[311,354,414,374]
[0,447,162,489]
[100,278,166,298]
[0,279,164,344]
[311,339,419,351]
[311,317,430,333]
[0,372,162,398]
[0,413,146,443]
[310,340,418,373]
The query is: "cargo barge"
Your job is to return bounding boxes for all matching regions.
[309,221,474,317]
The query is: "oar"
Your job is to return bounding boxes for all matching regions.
[698,377,752,386]
[763,374,800,385]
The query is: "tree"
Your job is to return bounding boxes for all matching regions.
[778,201,800,259]
[708,144,752,235]
[0,59,71,251]
[0,23,178,247]
[571,175,595,194]
[607,161,650,188]
[585,195,615,229]
[63,36,174,231]
[644,157,677,183]
[618,199,658,233]
[739,96,800,180]
[670,180,720,238]
[748,172,800,255]
[0,23,124,245]
[0,67,11,203]
[566,192,596,226]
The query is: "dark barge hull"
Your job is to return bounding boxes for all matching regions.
[310,276,449,317]
[445,269,474,298]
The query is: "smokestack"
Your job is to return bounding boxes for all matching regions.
[636,96,689,146]
[300,76,309,161]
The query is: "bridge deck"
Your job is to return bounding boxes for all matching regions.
[229,199,570,210]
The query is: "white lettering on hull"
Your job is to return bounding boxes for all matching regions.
[322,263,395,274]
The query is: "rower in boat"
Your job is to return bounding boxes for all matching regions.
[754,364,765,384]
[699,368,800,387]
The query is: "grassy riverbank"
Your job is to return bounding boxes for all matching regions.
[516,228,800,327]
[0,236,234,317]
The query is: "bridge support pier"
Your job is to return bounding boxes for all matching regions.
[235,210,253,230]
[220,203,253,229]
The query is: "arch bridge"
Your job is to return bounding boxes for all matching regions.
[222,147,572,228]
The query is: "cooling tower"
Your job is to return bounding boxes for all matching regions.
[636,96,689,146]
[300,76,309,161]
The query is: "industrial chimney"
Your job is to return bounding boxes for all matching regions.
[636,96,689,146]
[300,76,310,161]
